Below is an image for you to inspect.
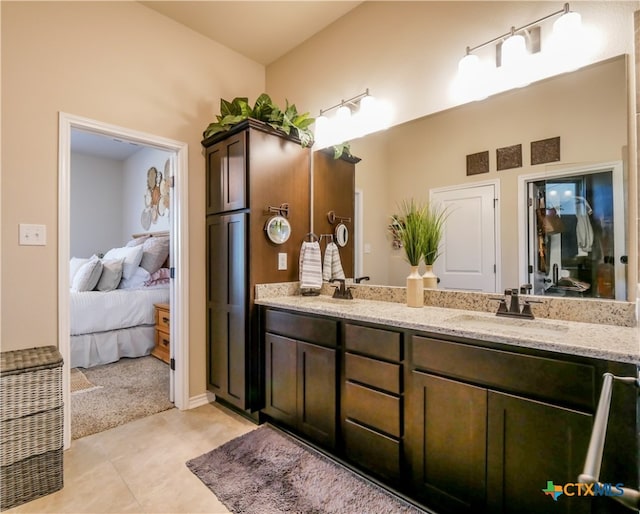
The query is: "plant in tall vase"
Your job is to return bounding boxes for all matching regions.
[422,202,447,289]
[392,200,427,308]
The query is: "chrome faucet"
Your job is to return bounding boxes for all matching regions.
[330,279,354,300]
[492,287,540,319]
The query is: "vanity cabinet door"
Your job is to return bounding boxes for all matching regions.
[298,341,336,449]
[263,333,297,427]
[405,371,487,514]
[486,391,592,514]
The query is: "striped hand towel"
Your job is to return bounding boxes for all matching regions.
[299,241,323,289]
[323,242,345,282]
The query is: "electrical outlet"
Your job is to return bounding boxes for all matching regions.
[278,252,287,270]
[364,243,372,254]
[19,224,47,246]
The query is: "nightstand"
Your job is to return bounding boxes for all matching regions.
[152,303,170,364]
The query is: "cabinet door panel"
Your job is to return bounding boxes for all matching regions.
[487,392,592,514]
[297,341,336,448]
[206,132,246,214]
[406,371,487,513]
[264,334,297,426]
[206,213,247,408]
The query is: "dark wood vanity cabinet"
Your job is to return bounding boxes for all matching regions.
[260,307,638,514]
[342,323,403,482]
[203,120,310,412]
[263,310,338,449]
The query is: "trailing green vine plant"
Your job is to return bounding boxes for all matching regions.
[203,94,315,147]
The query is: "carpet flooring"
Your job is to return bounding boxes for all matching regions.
[71,356,174,440]
[187,425,426,514]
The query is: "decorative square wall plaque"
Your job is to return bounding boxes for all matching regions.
[531,136,560,165]
[496,144,522,171]
[466,151,489,176]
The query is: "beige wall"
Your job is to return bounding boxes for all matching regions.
[350,57,628,287]
[1,2,265,397]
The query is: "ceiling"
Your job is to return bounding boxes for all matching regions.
[140,1,364,65]
[71,130,146,161]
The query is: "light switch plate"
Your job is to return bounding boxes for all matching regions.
[364,243,372,254]
[278,252,287,270]
[19,224,47,246]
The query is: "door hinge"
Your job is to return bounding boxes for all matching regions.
[528,197,533,207]
[493,198,498,208]
[169,176,175,188]
[170,267,175,279]
[493,264,496,273]
[170,358,176,371]
[528,264,533,274]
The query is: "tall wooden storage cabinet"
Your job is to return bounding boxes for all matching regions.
[203,119,310,411]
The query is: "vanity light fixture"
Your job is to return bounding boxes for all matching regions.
[454,3,586,101]
[313,89,392,150]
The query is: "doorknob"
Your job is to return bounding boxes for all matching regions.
[619,255,628,264]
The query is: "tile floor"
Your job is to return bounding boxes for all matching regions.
[6,403,257,513]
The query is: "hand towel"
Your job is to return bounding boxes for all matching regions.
[323,242,345,282]
[575,200,593,256]
[299,241,323,289]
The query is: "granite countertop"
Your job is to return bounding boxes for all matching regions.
[256,295,640,364]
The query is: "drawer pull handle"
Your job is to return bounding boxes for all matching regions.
[162,317,170,325]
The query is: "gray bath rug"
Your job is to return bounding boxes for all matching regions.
[186,425,426,514]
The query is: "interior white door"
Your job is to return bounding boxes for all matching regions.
[431,183,497,292]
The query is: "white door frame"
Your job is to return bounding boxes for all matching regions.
[429,179,501,293]
[58,112,190,449]
[517,161,626,299]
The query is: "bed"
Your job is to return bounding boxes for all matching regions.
[69,232,170,368]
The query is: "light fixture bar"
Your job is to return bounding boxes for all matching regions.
[465,3,570,55]
[319,89,370,116]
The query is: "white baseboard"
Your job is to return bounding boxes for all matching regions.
[188,391,216,409]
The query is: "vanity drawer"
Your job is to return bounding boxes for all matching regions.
[344,419,400,481]
[345,324,401,362]
[344,382,400,437]
[411,336,595,410]
[345,353,401,394]
[265,310,337,347]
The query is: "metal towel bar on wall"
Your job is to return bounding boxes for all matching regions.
[578,373,640,511]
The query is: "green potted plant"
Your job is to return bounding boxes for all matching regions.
[391,199,427,307]
[422,202,447,289]
[203,94,315,147]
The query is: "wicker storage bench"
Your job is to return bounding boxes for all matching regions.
[0,346,63,510]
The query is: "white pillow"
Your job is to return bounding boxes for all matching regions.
[71,256,103,292]
[118,266,151,289]
[103,245,144,280]
[140,236,170,275]
[95,258,124,292]
[70,257,90,283]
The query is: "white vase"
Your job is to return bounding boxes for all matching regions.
[406,265,424,307]
[422,264,438,289]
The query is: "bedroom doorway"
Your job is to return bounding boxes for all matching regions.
[59,113,190,449]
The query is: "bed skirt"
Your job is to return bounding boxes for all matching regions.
[70,325,155,369]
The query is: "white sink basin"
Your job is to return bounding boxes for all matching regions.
[446,313,569,337]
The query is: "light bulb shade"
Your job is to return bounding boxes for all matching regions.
[458,53,480,76]
[313,115,330,149]
[336,105,352,121]
[501,34,527,68]
[553,10,582,38]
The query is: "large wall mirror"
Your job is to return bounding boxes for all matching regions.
[345,55,632,301]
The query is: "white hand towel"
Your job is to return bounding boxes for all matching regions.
[323,242,345,281]
[299,241,323,289]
